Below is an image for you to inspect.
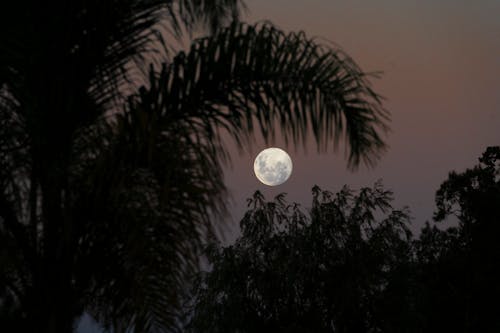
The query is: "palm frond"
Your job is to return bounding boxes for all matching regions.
[175,0,246,34]
[0,1,246,330]
[71,71,226,331]
[155,22,389,168]
[0,0,246,119]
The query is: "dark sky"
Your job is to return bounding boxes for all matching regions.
[77,1,499,331]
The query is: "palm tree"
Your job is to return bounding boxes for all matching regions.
[0,1,389,332]
[1,1,242,331]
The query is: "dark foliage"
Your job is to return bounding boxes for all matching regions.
[0,1,390,332]
[188,147,500,333]
[188,182,415,333]
[414,146,500,332]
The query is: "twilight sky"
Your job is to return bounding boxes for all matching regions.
[221,0,500,240]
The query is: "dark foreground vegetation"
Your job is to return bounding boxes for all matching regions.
[1,1,388,332]
[187,147,500,333]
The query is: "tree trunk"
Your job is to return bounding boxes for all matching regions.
[29,157,78,333]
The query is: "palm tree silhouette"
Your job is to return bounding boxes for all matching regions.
[0,1,388,332]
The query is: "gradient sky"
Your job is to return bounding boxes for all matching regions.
[221,0,500,240]
[78,1,499,331]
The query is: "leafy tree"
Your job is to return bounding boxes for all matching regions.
[414,146,500,332]
[0,1,390,331]
[188,147,500,332]
[188,182,414,333]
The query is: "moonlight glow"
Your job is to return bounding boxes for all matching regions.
[253,148,293,186]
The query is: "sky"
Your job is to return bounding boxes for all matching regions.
[78,0,499,331]
[221,0,500,241]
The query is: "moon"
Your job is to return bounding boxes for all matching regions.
[254,148,293,186]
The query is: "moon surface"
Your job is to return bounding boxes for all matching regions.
[254,148,293,186]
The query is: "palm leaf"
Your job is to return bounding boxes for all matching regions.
[154,21,389,168]
[0,0,245,119]
[0,0,245,330]
[71,74,227,331]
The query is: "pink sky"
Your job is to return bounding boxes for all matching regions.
[221,0,500,240]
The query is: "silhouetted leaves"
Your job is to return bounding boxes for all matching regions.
[414,146,500,332]
[0,1,245,332]
[155,22,389,168]
[188,147,500,333]
[188,182,414,332]
[0,0,393,330]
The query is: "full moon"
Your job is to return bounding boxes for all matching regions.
[254,148,293,186]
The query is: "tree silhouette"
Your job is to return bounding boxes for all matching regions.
[188,146,500,332]
[414,146,500,332]
[0,1,389,332]
[188,182,414,332]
